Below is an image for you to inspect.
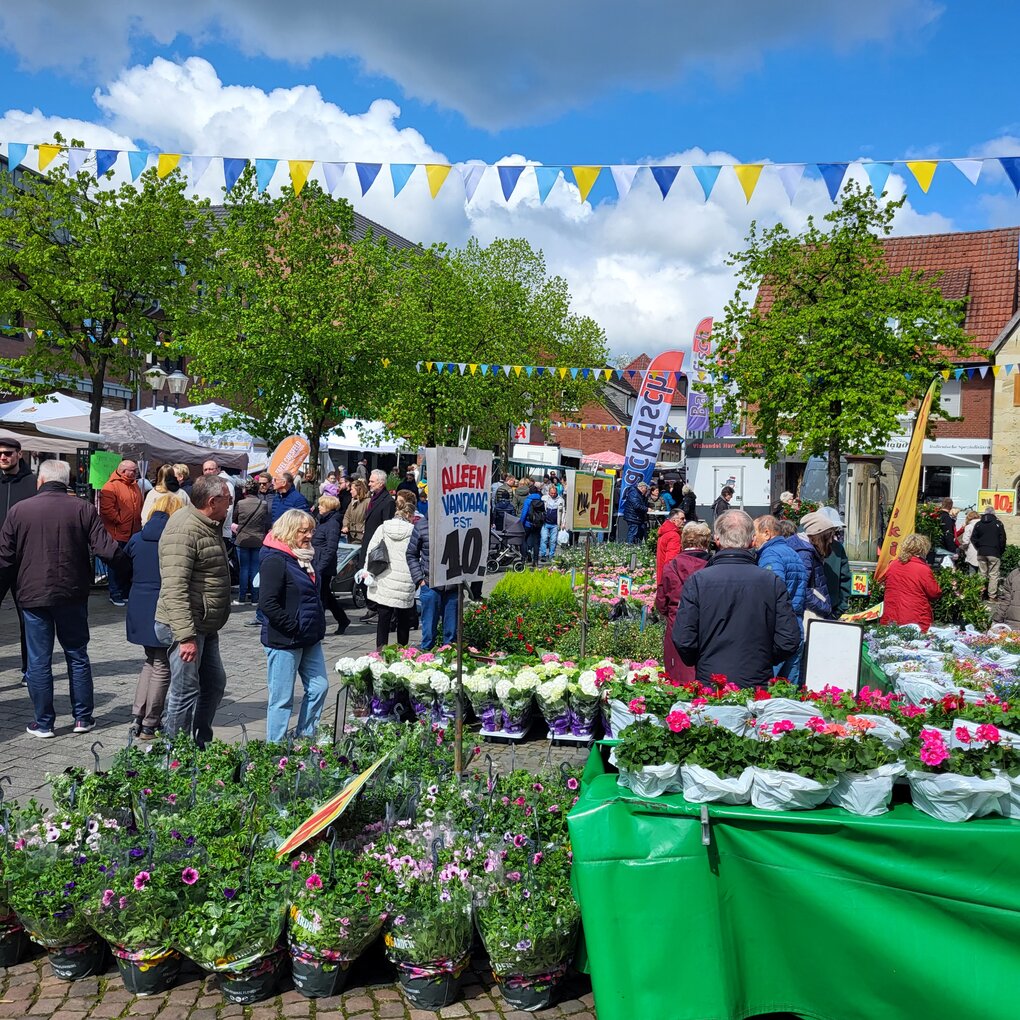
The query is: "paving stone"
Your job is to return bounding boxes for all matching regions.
[377,1002,406,1018]
[341,994,374,1012]
[437,1004,468,1018]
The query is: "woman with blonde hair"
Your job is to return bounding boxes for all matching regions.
[364,492,417,650]
[173,463,191,495]
[258,508,329,742]
[880,533,942,632]
[342,478,369,542]
[125,494,184,738]
[141,463,190,523]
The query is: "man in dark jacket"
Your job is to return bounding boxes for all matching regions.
[937,497,958,555]
[0,459,121,737]
[519,485,544,565]
[270,471,310,524]
[359,468,395,621]
[711,485,735,522]
[407,515,457,650]
[0,437,36,681]
[622,482,649,544]
[396,466,419,497]
[972,507,1008,599]
[673,509,800,688]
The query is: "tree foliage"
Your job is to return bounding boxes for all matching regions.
[704,183,977,503]
[0,135,215,433]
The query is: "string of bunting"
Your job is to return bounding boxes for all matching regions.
[550,421,626,431]
[7,141,1020,206]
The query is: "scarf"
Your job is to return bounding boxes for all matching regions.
[293,544,316,579]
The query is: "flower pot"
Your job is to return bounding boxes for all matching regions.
[680,764,753,805]
[689,703,752,736]
[370,694,401,721]
[906,770,1010,823]
[569,703,599,738]
[501,702,533,735]
[827,765,905,817]
[395,954,469,1010]
[409,693,433,720]
[288,941,355,999]
[217,946,286,1005]
[493,963,569,1012]
[996,770,1020,818]
[349,690,371,718]
[46,938,107,981]
[750,768,838,811]
[477,704,500,731]
[111,945,181,995]
[618,762,680,799]
[0,917,29,968]
[542,708,572,737]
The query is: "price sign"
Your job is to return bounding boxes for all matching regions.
[851,571,870,597]
[617,575,632,598]
[568,471,616,532]
[425,446,491,588]
[978,489,1016,515]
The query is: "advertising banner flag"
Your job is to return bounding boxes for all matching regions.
[618,350,685,508]
[425,446,491,588]
[568,471,615,532]
[686,317,714,433]
[268,435,311,478]
[874,378,938,582]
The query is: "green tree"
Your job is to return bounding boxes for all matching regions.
[705,183,977,503]
[0,136,215,434]
[184,170,401,462]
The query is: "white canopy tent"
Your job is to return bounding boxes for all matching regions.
[134,403,269,472]
[0,392,95,424]
[324,419,408,454]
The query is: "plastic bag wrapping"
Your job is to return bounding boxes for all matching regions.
[750,698,822,729]
[827,764,906,816]
[617,763,681,799]
[852,713,911,751]
[750,768,838,811]
[608,698,659,736]
[680,765,753,805]
[995,771,1020,818]
[895,672,954,705]
[950,718,1020,749]
[536,691,572,737]
[906,770,1009,823]
[677,702,753,736]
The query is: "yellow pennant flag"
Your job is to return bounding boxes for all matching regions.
[905,161,937,193]
[940,369,951,379]
[289,160,314,195]
[425,361,434,372]
[993,365,1002,377]
[156,153,181,178]
[425,164,452,198]
[733,164,764,203]
[572,166,602,203]
[558,367,568,379]
[874,377,938,582]
[513,366,523,377]
[37,144,61,171]
[603,368,612,381]
[469,363,478,375]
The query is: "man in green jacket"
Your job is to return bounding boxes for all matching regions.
[154,474,232,746]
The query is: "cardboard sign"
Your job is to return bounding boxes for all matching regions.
[425,446,491,587]
[978,489,1016,515]
[569,470,615,532]
[267,435,311,478]
[802,619,863,694]
[851,571,870,597]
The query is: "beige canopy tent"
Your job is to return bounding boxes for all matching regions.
[0,425,82,456]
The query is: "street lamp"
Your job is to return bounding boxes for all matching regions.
[166,369,190,409]
[144,365,168,409]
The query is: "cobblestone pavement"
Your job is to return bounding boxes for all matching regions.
[0,583,595,1018]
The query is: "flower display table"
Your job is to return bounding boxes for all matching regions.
[568,746,1020,1020]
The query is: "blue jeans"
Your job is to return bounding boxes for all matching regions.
[265,643,329,743]
[155,622,227,747]
[419,585,458,650]
[626,522,647,544]
[774,620,805,685]
[540,523,558,559]
[107,540,130,601]
[23,602,94,729]
[237,547,259,601]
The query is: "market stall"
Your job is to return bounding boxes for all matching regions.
[134,404,268,472]
[569,745,1020,1020]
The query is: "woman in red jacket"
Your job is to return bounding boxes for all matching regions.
[880,533,942,632]
[655,521,711,682]
[654,506,686,585]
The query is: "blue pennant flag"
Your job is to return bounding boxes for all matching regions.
[650,165,679,200]
[255,159,278,192]
[534,166,560,203]
[570,368,580,379]
[390,163,415,196]
[479,364,488,376]
[524,365,534,377]
[692,165,721,201]
[95,149,119,177]
[223,158,248,194]
[536,366,546,377]
[863,161,893,197]
[6,143,27,170]
[954,368,965,379]
[817,163,849,202]
[1000,157,1020,194]
[967,368,977,379]
[498,165,525,201]
[581,368,590,379]
[127,150,149,181]
[356,163,382,196]
[615,370,623,380]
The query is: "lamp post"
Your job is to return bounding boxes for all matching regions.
[165,369,190,409]
[144,365,168,409]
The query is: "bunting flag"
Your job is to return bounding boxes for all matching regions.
[289,159,314,195]
[67,147,89,176]
[611,164,639,200]
[498,164,525,201]
[863,161,893,198]
[96,149,119,177]
[818,162,849,201]
[551,421,626,431]
[572,165,602,203]
[733,164,763,204]
[322,161,345,195]
[356,162,382,196]
[127,150,149,181]
[7,143,27,170]
[1000,157,1020,195]
[905,160,937,193]
[458,162,486,202]
[36,143,61,171]
[776,164,805,203]
[390,163,415,197]
[692,165,721,201]
[222,157,246,193]
[191,154,213,189]
[952,158,983,185]
[534,166,561,204]
[255,158,278,193]
[650,165,679,199]
[156,153,181,179]
[425,163,451,198]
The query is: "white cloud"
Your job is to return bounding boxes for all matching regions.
[0,1,940,129]
[1,58,959,361]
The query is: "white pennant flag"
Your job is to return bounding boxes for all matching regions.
[322,162,345,194]
[67,147,90,176]
[457,162,486,203]
[457,362,467,375]
[189,155,211,189]
[951,159,983,185]
[611,165,639,201]
[775,164,805,203]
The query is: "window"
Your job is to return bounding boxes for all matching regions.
[939,378,961,417]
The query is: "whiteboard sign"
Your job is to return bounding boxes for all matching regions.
[424,446,491,588]
[802,619,864,694]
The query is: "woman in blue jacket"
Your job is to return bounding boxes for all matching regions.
[259,509,329,743]
[125,495,183,739]
[787,511,833,621]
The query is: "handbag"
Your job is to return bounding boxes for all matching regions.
[366,540,390,576]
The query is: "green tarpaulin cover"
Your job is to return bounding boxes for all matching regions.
[568,748,1020,1020]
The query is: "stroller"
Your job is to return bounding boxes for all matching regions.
[329,541,369,608]
[487,517,527,573]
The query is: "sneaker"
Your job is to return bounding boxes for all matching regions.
[109,599,127,607]
[26,722,55,739]
[232,598,244,606]
[72,719,96,734]
[245,618,262,627]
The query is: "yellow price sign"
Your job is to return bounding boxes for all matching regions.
[978,489,1015,515]
[851,572,870,597]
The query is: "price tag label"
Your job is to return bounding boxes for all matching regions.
[851,571,870,597]
[425,446,492,588]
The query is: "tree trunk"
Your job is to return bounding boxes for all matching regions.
[89,357,108,437]
[827,400,842,507]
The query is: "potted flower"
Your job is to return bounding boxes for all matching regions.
[475,843,579,1012]
[614,715,691,798]
[287,847,387,999]
[604,663,676,735]
[752,723,844,811]
[679,722,758,805]
[464,668,500,732]
[906,727,1010,822]
[681,676,755,735]
[369,658,407,721]
[0,829,28,968]
[494,669,539,735]
[428,668,459,727]
[334,655,374,718]
[536,673,572,737]
[823,717,905,817]
[568,669,603,738]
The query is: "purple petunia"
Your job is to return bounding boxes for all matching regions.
[223,888,237,900]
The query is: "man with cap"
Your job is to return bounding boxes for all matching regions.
[971,507,1007,600]
[818,506,851,618]
[0,436,36,683]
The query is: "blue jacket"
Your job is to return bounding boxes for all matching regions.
[258,543,326,649]
[125,511,170,647]
[270,486,310,525]
[311,508,341,578]
[622,486,648,524]
[787,534,832,617]
[406,516,430,588]
[756,536,808,619]
[520,492,544,532]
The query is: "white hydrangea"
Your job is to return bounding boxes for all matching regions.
[430,672,453,695]
[407,671,432,690]
[516,669,541,690]
[495,677,516,702]
[352,655,374,672]
[538,676,569,701]
[369,660,389,678]
[575,670,599,697]
[388,660,413,678]
[335,657,358,675]
[464,674,494,694]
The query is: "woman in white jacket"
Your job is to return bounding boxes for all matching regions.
[364,490,417,650]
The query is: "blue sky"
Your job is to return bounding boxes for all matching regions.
[0,1,1017,357]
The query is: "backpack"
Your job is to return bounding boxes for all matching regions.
[527,497,546,530]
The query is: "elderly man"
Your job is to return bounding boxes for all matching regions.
[270,470,310,524]
[154,474,233,746]
[622,481,650,545]
[0,460,122,737]
[754,514,809,684]
[972,506,1008,600]
[673,510,800,688]
[359,468,395,622]
[202,459,237,540]
[99,459,143,606]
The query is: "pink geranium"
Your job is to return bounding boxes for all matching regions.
[771,720,795,735]
[665,710,691,733]
[975,724,1001,743]
[628,697,647,716]
[954,726,973,744]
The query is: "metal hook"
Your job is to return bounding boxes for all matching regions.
[544,738,554,772]
[238,718,248,747]
[458,426,471,454]
[0,776,11,805]
[509,742,516,774]
[126,727,135,749]
[430,834,445,875]
[90,741,103,774]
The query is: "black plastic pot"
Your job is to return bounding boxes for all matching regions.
[0,919,28,968]
[46,939,107,981]
[112,947,181,995]
[218,947,285,1005]
[290,952,352,998]
[494,971,564,1012]
[399,970,463,1009]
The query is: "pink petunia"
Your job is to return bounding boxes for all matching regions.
[305,874,323,890]
[181,868,199,885]
[133,871,150,890]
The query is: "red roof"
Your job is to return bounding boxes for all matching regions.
[619,354,688,407]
